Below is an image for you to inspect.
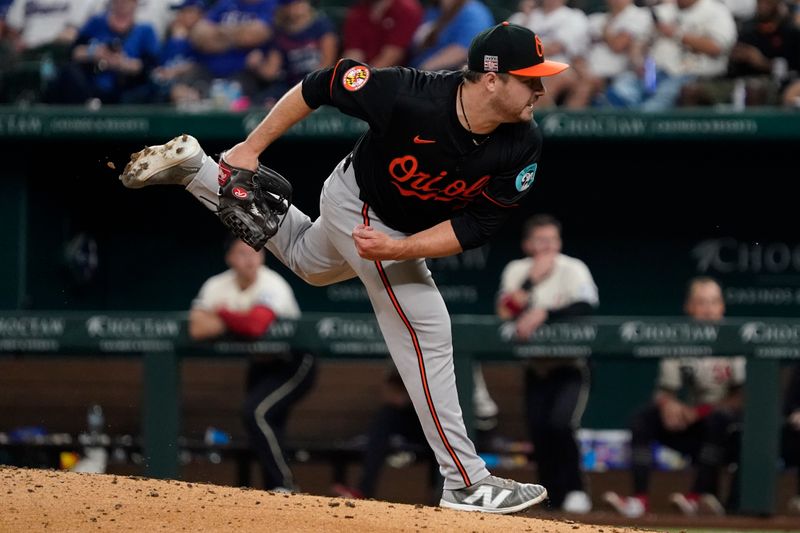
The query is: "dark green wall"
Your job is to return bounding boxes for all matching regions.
[4,134,798,428]
[13,136,799,316]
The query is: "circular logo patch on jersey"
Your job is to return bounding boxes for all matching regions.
[342,66,370,92]
[232,187,248,199]
[515,163,537,192]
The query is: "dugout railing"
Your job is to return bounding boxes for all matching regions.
[0,312,797,515]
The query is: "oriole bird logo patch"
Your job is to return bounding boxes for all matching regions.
[343,66,370,92]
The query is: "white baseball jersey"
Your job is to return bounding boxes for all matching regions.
[658,356,746,405]
[499,254,599,311]
[587,4,653,78]
[6,0,95,48]
[192,265,301,319]
[651,0,737,77]
[509,6,590,63]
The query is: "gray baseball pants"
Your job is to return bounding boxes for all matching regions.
[187,154,490,489]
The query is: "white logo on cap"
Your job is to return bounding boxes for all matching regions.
[484,55,498,72]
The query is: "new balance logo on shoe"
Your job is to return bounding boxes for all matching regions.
[440,475,547,514]
[462,486,512,509]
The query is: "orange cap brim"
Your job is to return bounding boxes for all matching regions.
[508,60,570,77]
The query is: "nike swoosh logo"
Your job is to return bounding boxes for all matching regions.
[413,135,436,144]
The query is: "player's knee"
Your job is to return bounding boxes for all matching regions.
[295,270,337,287]
[302,275,330,287]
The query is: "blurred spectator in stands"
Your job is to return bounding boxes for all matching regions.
[0,0,10,49]
[497,214,598,514]
[332,363,499,504]
[0,0,10,22]
[189,0,275,91]
[0,0,9,65]
[606,0,737,111]
[783,364,800,514]
[152,0,206,105]
[3,0,94,58]
[509,0,589,107]
[0,0,95,102]
[190,236,316,492]
[604,277,745,518]
[44,0,159,104]
[86,0,177,42]
[342,0,423,67]
[561,0,652,107]
[679,0,800,107]
[408,0,493,71]
[245,0,337,107]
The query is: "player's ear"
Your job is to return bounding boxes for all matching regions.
[485,72,500,92]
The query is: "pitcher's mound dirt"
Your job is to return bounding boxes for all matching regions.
[0,466,656,532]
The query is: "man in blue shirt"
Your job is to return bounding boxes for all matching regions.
[46,0,159,103]
[410,0,493,71]
[190,0,275,80]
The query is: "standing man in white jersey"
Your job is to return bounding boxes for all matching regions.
[120,22,569,513]
[497,214,598,513]
[189,236,315,492]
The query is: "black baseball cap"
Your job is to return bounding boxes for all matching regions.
[468,22,569,77]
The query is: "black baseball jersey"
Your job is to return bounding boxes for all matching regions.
[302,59,543,250]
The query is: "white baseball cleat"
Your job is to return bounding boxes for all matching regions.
[669,492,699,516]
[562,490,592,514]
[439,475,547,514]
[698,493,726,515]
[603,491,646,518]
[788,495,800,515]
[120,134,207,188]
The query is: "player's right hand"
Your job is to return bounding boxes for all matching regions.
[352,224,404,261]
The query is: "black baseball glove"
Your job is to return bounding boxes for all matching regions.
[217,158,292,251]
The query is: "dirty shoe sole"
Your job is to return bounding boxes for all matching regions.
[120,134,203,188]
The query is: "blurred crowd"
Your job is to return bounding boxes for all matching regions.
[0,0,798,109]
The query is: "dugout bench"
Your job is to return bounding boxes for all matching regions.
[0,312,797,515]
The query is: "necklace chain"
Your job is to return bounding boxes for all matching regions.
[458,82,488,147]
[458,82,473,134]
